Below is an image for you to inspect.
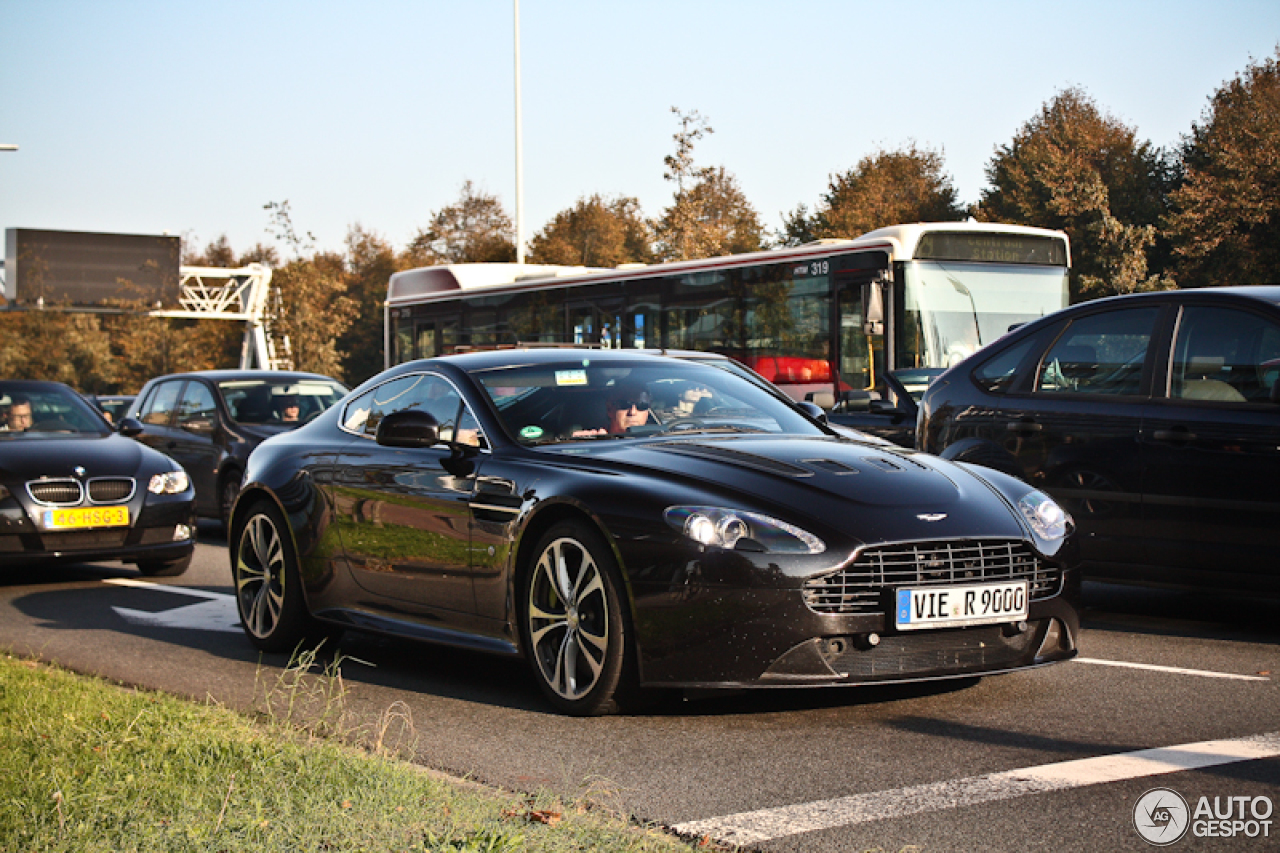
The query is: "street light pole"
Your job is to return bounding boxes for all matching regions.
[513,0,524,264]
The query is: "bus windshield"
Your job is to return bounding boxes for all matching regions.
[903,260,1068,367]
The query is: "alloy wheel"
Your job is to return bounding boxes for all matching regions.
[235,512,286,639]
[527,536,610,701]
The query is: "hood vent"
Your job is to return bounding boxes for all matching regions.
[652,442,813,478]
[803,458,859,475]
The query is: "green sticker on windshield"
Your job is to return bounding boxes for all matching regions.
[520,425,544,439]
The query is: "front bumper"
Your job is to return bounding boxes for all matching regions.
[0,499,196,568]
[631,565,1081,689]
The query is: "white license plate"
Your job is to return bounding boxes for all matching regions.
[894,580,1028,631]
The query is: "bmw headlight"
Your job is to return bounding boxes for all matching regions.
[664,506,826,554]
[148,470,190,495]
[1018,490,1072,542]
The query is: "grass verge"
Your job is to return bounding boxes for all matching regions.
[0,652,700,852]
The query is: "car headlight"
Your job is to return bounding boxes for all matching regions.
[1018,490,1072,542]
[148,470,190,495]
[664,506,826,554]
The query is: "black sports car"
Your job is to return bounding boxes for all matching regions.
[230,350,1080,715]
[0,381,196,576]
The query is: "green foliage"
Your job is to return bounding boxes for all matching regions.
[1166,49,1280,288]
[528,195,656,267]
[976,87,1175,299]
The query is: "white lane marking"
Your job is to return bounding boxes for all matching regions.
[1074,656,1270,682]
[105,577,228,601]
[672,731,1280,846]
[105,577,241,633]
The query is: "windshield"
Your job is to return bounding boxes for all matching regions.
[0,384,111,438]
[218,378,349,425]
[472,359,827,445]
[904,261,1068,367]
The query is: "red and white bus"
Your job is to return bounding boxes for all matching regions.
[384,221,1070,405]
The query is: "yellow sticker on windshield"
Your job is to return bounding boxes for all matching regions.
[555,370,588,386]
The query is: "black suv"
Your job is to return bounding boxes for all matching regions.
[127,370,348,522]
[918,285,1280,593]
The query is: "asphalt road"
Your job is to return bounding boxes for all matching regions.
[3,524,1279,852]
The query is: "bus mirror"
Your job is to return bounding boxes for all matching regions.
[862,283,884,336]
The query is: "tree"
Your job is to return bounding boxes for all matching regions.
[270,251,357,381]
[338,225,399,384]
[184,234,280,268]
[794,144,963,243]
[527,194,655,267]
[655,108,766,261]
[976,88,1175,300]
[404,181,516,265]
[1166,50,1280,288]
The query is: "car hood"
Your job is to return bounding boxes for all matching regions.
[0,433,157,480]
[556,435,1028,540]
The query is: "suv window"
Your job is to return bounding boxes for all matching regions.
[1171,306,1280,403]
[1037,308,1160,396]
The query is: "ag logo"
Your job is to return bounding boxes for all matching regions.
[1134,787,1190,845]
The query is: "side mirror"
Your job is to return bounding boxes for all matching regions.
[796,401,828,423]
[376,410,440,448]
[838,390,872,412]
[116,416,145,438]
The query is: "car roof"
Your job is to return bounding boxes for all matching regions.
[1078,285,1280,310]
[142,369,345,383]
[0,379,81,392]
[416,347,720,371]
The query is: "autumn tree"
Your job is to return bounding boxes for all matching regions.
[261,201,358,381]
[1165,50,1280,288]
[404,181,516,266]
[269,252,356,381]
[976,87,1175,300]
[787,144,964,244]
[655,108,767,261]
[183,234,280,268]
[337,225,400,384]
[527,194,656,267]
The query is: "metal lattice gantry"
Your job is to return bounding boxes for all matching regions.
[150,263,293,370]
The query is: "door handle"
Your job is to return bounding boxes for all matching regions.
[1152,429,1197,442]
[1006,420,1043,434]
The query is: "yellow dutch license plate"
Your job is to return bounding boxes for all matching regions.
[40,505,130,530]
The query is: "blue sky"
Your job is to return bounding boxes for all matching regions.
[3,1,1278,261]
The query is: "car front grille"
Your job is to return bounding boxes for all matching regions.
[87,478,135,503]
[27,479,83,506]
[803,539,1061,615]
[25,477,136,506]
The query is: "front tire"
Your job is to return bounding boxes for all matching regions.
[232,500,316,652]
[521,521,637,716]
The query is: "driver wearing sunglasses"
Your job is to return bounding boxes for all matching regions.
[573,384,654,437]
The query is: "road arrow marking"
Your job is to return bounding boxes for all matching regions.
[105,577,241,633]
